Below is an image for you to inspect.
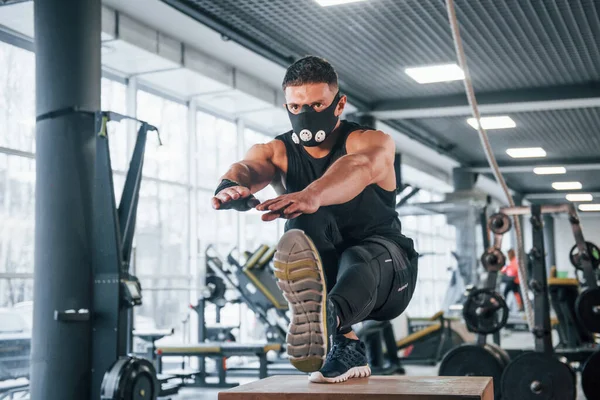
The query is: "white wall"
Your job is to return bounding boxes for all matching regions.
[554,215,600,277]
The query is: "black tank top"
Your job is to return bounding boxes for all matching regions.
[275,120,415,256]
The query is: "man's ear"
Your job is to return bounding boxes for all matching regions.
[335,94,347,116]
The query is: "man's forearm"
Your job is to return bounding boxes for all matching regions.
[221,162,253,188]
[221,161,272,193]
[306,154,373,207]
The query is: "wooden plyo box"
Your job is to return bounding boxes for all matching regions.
[219,376,494,400]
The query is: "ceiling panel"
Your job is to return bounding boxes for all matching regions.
[412,107,600,164]
[499,169,600,193]
[168,0,600,102]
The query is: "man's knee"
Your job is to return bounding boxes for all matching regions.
[285,208,337,243]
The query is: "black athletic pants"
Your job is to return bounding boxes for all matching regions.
[285,208,418,334]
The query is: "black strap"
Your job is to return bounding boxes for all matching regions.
[214,179,259,212]
[36,106,95,122]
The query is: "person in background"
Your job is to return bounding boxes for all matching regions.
[501,249,523,312]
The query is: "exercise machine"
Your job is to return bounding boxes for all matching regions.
[439,211,511,399]
[441,204,597,399]
[88,112,164,400]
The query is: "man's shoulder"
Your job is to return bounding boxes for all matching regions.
[346,126,394,153]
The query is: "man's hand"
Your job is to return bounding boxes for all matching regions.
[212,186,253,210]
[256,189,321,221]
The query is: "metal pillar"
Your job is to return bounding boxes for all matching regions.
[543,214,556,271]
[530,205,553,354]
[31,0,101,399]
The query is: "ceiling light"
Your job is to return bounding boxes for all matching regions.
[566,194,593,202]
[506,147,546,158]
[533,167,566,175]
[552,181,582,191]
[316,0,365,6]
[467,116,516,130]
[404,63,465,84]
[579,204,600,212]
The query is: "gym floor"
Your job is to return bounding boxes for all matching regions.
[173,330,587,400]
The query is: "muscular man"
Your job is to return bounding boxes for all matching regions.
[212,56,418,383]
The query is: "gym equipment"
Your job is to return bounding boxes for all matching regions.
[548,278,595,348]
[581,349,600,400]
[355,320,404,374]
[222,245,289,342]
[439,343,508,399]
[100,357,159,400]
[218,375,494,400]
[395,311,467,366]
[488,212,511,235]
[480,248,505,272]
[462,288,509,335]
[567,213,600,336]
[155,342,282,387]
[440,212,511,398]
[495,205,578,399]
[500,352,576,400]
[89,112,165,400]
[575,287,600,334]
[569,241,600,270]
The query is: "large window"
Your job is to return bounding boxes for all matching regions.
[242,128,281,252]
[137,90,188,183]
[0,41,35,153]
[402,190,457,317]
[134,92,190,331]
[196,111,239,254]
[0,41,35,308]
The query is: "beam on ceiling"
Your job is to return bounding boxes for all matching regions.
[466,158,600,173]
[384,119,459,161]
[370,83,600,119]
[160,0,372,111]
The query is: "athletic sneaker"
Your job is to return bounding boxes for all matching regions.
[309,334,371,383]
[274,229,338,373]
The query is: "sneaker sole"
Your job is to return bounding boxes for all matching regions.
[309,365,372,383]
[274,229,328,373]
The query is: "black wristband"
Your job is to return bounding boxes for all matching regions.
[214,179,244,196]
[214,179,259,212]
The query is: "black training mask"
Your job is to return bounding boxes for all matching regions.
[287,92,341,147]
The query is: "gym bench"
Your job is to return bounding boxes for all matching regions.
[156,342,281,388]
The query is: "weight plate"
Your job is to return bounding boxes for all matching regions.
[463,288,509,334]
[576,287,600,334]
[205,275,227,307]
[487,342,510,368]
[500,352,575,400]
[489,213,511,235]
[582,350,600,400]
[101,356,159,400]
[480,248,506,272]
[439,344,505,399]
[569,241,600,270]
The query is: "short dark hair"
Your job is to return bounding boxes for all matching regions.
[508,249,516,260]
[282,56,338,91]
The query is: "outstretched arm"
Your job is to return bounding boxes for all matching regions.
[307,130,395,207]
[212,142,277,210]
[256,130,395,220]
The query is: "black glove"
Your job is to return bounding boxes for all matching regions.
[214,179,260,212]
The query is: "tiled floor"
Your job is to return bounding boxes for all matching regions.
[171,331,588,400]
